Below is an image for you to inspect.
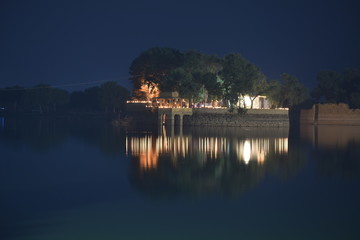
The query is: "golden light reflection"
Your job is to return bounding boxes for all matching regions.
[243,140,251,164]
[126,135,289,170]
[127,136,158,170]
[234,138,288,165]
[276,138,288,153]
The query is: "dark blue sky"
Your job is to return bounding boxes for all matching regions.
[1,0,359,91]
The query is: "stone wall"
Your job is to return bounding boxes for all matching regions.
[127,103,290,127]
[299,108,314,124]
[300,104,360,125]
[183,108,289,127]
[191,108,288,115]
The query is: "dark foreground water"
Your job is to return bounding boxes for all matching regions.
[1,117,360,240]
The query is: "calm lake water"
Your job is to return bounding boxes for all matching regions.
[1,117,360,240]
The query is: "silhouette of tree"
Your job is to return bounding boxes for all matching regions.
[266,74,308,108]
[312,69,360,108]
[100,81,130,113]
[220,53,263,108]
[0,86,25,112]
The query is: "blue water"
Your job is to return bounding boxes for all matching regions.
[1,118,360,239]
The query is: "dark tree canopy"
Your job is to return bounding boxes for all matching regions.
[100,81,130,113]
[23,84,70,113]
[200,72,222,100]
[128,47,314,110]
[312,69,360,108]
[0,81,129,114]
[129,47,184,96]
[312,70,345,103]
[0,86,25,112]
[220,53,264,107]
[266,73,309,108]
[129,48,225,102]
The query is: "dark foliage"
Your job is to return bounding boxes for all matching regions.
[0,82,129,115]
[312,69,360,108]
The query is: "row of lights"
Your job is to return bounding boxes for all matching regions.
[126,100,151,104]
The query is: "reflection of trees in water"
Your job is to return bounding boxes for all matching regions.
[0,117,126,155]
[67,118,126,156]
[128,133,308,198]
[265,140,307,180]
[0,117,68,150]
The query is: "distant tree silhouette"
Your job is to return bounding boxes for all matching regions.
[220,53,264,109]
[312,69,360,108]
[100,81,130,113]
[1,81,129,115]
[266,73,309,108]
[0,86,25,112]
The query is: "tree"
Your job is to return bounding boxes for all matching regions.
[100,81,130,113]
[280,73,309,107]
[178,52,223,104]
[49,88,69,112]
[129,48,225,104]
[312,70,344,103]
[129,47,184,98]
[182,51,222,75]
[70,91,87,110]
[267,74,308,108]
[166,68,201,105]
[311,69,360,108]
[247,73,267,109]
[84,87,101,111]
[200,72,223,100]
[24,84,52,113]
[220,53,262,108]
[342,69,360,108]
[265,80,282,108]
[23,85,70,113]
[0,86,25,112]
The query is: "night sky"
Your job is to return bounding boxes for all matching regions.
[1,0,359,91]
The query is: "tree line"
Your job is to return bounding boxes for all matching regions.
[2,47,359,116]
[129,47,309,110]
[312,69,360,108]
[130,47,360,109]
[0,81,129,114]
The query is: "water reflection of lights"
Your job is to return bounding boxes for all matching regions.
[276,138,288,153]
[243,140,251,164]
[197,137,228,159]
[234,138,288,165]
[127,135,289,170]
[126,135,158,170]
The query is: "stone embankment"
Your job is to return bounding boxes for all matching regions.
[126,103,289,127]
[300,103,360,125]
[183,108,289,127]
